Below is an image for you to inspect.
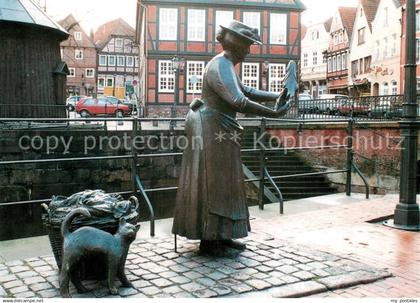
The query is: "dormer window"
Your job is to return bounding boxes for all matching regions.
[74,32,82,41]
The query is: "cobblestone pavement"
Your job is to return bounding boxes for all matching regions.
[0,233,390,298]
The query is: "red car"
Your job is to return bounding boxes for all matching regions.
[336,101,370,116]
[76,97,131,117]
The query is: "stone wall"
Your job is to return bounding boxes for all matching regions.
[267,122,405,194]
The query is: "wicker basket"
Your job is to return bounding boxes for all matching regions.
[41,192,139,278]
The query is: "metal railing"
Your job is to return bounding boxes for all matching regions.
[0,115,371,238]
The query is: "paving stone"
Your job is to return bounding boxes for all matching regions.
[269,281,327,298]
[159,260,176,267]
[173,291,195,298]
[240,268,258,275]
[307,261,328,270]
[141,273,160,280]
[162,285,182,294]
[132,257,149,264]
[278,275,300,284]
[29,282,51,292]
[196,277,216,287]
[281,259,299,265]
[318,270,389,290]
[193,288,217,298]
[141,251,156,258]
[6,260,24,266]
[132,279,152,289]
[0,270,10,276]
[130,293,148,298]
[246,279,271,290]
[183,271,203,279]
[231,283,253,294]
[212,286,232,296]
[10,266,30,273]
[256,265,273,273]
[311,269,330,278]
[234,273,251,281]
[159,271,178,279]
[118,287,138,297]
[226,262,246,269]
[278,265,299,274]
[9,285,29,295]
[169,276,191,284]
[171,264,189,273]
[219,278,241,287]
[183,261,200,269]
[154,292,172,298]
[0,285,7,297]
[266,277,287,287]
[241,251,257,258]
[39,270,57,278]
[27,260,47,267]
[130,268,150,276]
[252,272,270,279]
[180,282,206,292]
[296,264,313,271]
[217,266,237,275]
[34,265,53,273]
[16,271,37,279]
[16,291,37,298]
[4,279,23,289]
[23,276,46,284]
[150,278,173,287]
[194,266,213,274]
[140,286,161,296]
[293,270,316,281]
[251,255,271,262]
[265,260,283,268]
[162,252,179,259]
[204,261,220,269]
[207,271,228,280]
[238,257,260,267]
[148,255,165,262]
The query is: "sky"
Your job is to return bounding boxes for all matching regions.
[45,0,359,33]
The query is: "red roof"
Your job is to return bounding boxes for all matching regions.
[94,18,135,49]
[338,7,357,38]
[361,0,380,30]
[324,17,333,32]
[58,14,96,48]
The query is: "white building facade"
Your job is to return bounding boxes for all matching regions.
[301,20,331,98]
[370,0,402,96]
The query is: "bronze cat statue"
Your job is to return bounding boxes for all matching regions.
[59,208,140,298]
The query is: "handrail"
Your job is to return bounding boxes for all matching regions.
[135,175,155,237]
[351,162,370,199]
[264,165,284,215]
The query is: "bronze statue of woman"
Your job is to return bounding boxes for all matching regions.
[172,20,297,255]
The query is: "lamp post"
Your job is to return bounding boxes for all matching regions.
[384,0,420,231]
[171,56,184,129]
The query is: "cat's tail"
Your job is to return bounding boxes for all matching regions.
[61,208,91,237]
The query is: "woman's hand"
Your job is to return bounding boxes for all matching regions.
[273,88,291,117]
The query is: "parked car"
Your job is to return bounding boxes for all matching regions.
[105,96,137,114]
[66,95,85,111]
[336,100,370,116]
[297,94,315,113]
[312,94,349,114]
[75,97,131,117]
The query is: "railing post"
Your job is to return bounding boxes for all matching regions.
[346,118,354,196]
[258,118,267,210]
[131,117,139,194]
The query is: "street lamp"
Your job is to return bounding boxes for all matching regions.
[384,0,420,231]
[171,56,185,129]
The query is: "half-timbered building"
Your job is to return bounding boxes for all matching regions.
[136,0,305,117]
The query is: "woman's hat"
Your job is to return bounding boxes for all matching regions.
[220,20,262,45]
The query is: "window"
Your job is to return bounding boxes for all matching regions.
[311,30,319,40]
[243,12,260,34]
[85,68,94,78]
[328,58,332,72]
[375,40,380,60]
[74,31,82,41]
[417,11,420,32]
[342,53,347,69]
[60,48,63,59]
[99,55,107,66]
[339,32,343,43]
[384,7,389,26]
[242,63,259,89]
[270,13,287,44]
[268,64,285,93]
[323,50,327,63]
[106,77,114,87]
[75,49,83,60]
[68,68,75,77]
[313,51,318,66]
[117,55,125,67]
[352,60,358,75]
[135,57,139,67]
[158,60,175,92]
[188,9,205,41]
[303,53,308,67]
[358,27,365,45]
[98,77,105,89]
[159,8,178,40]
[115,38,123,48]
[215,10,234,37]
[383,82,389,95]
[126,56,134,67]
[364,56,371,73]
[332,56,336,72]
[337,54,342,71]
[186,61,205,93]
[108,55,116,66]
[383,37,388,58]
[391,34,397,56]
[391,80,398,95]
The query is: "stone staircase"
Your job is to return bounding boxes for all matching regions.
[241,126,337,202]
